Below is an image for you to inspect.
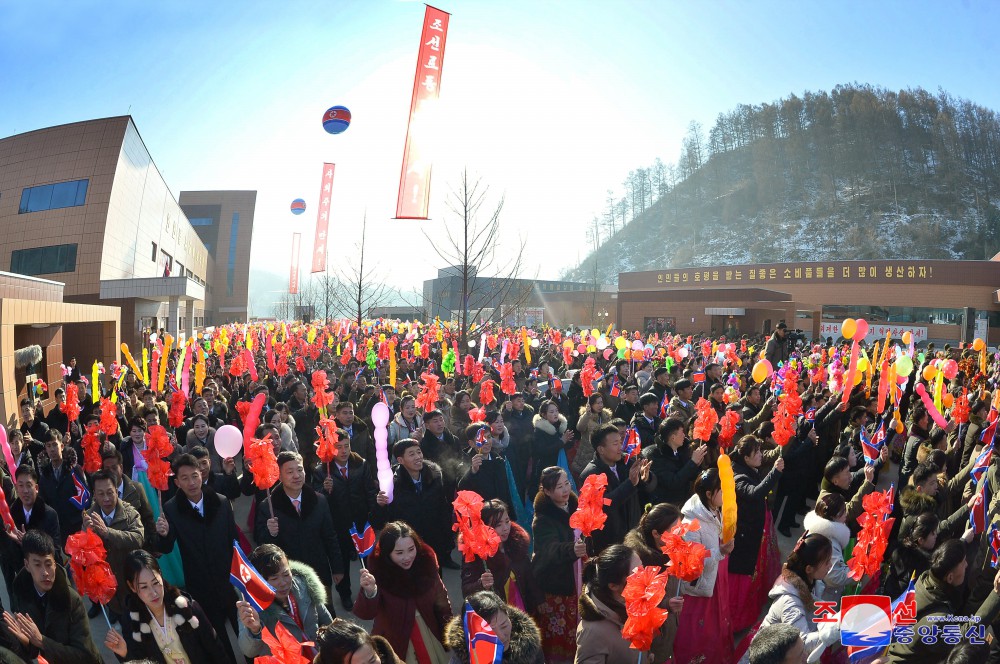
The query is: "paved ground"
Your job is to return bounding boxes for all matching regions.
[0,463,895,662]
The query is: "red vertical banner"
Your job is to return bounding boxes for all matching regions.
[289,232,301,294]
[395,5,450,220]
[311,162,335,273]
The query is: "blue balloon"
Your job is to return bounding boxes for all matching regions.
[322,106,351,134]
[290,199,306,215]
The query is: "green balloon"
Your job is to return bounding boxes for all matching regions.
[895,355,913,377]
[617,348,627,359]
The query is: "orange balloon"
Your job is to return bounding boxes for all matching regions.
[841,318,857,340]
[943,393,955,408]
[922,365,938,381]
[974,338,986,352]
[902,331,912,345]
[895,419,905,434]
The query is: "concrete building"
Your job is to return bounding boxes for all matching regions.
[616,259,1000,344]
[422,266,613,328]
[0,271,118,427]
[0,116,256,350]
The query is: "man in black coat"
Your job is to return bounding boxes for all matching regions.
[334,401,373,461]
[19,398,50,454]
[503,393,535,502]
[2,466,61,590]
[630,393,661,448]
[155,454,241,664]
[613,384,641,423]
[374,439,458,569]
[256,451,345,614]
[313,430,377,610]
[579,424,651,554]
[0,530,101,663]
[457,424,514,518]
[37,431,88,544]
[421,410,461,466]
[764,323,790,370]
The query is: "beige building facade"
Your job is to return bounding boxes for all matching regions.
[0,116,255,350]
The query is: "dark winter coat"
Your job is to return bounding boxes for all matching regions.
[373,461,453,557]
[457,449,514,517]
[764,332,789,369]
[630,412,660,448]
[443,603,544,664]
[353,541,453,659]
[729,457,782,575]
[420,428,462,466]
[311,451,376,538]
[459,521,541,613]
[120,591,226,663]
[642,442,700,507]
[531,414,569,488]
[37,462,87,544]
[255,484,345,587]
[531,492,580,596]
[579,455,640,553]
[3,496,61,573]
[887,569,1000,663]
[154,487,240,619]
[337,417,373,462]
[880,544,931,600]
[2,565,100,663]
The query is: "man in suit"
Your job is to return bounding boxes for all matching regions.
[257,451,345,615]
[154,454,241,664]
[37,431,87,544]
[2,466,60,590]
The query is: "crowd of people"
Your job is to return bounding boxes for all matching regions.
[0,320,999,664]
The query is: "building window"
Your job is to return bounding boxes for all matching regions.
[151,242,158,261]
[227,212,239,297]
[188,217,214,227]
[11,243,78,276]
[18,179,89,214]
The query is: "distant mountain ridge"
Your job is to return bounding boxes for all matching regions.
[563,83,1000,283]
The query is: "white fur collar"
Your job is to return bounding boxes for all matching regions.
[131,596,198,642]
[532,413,567,436]
[802,511,851,548]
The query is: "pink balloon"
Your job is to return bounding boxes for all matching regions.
[602,348,613,360]
[577,343,588,354]
[214,425,244,458]
[854,319,869,341]
[943,359,959,380]
[915,383,949,428]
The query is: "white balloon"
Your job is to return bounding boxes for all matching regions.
[372,403,393,502]
[596,337,609,350]
[149,333,158,343]
[530,339,540,348]
[468,340,476,347]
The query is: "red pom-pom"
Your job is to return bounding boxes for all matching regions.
[99,398,119,436]
[660,520,711,582]
[479,380,495,405]
[61,383,81,423]
[168,390,186,428]
[717,410,740,450]
[311,371,334,412]
[313,419,339,465]
[415,372,440,412]
[499,363,517,396]
[570,473,612,537]
[693,398,718,442]
[580,358,597,398]
[245,434,279,490]
[81,424,103,474]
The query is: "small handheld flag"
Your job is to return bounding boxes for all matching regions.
[350,522,376,559]
[658,393,669,419]
[990,524,1000,568]
[972,441,994,485]
[230,541,275,612]
[69,470,91,510]
[464,601,504,664]
[622,427,641,464]
[971,480,990,535]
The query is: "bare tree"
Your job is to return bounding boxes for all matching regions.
[422,169,534,348]
[329,214,392,326]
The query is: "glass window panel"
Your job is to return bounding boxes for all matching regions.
[49,181,77,209]
[26,185,53,212]
[75,180,88,205]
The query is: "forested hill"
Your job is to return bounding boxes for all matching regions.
[563,84,1000,283]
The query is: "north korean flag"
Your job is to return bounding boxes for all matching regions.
[464,602,504,664]
[971,480,990,535]
[622,427,641,464]
[989,523,1000,568]
[350,522,376,558]
[981,405,999,444]
[230,541,275,612]
[972,441,994,485]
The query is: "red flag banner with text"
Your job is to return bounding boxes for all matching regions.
[311,163,335,273]
[395,5,450,220]
[289,232,301,294]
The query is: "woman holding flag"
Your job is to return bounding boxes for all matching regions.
[354,521,453,663]
[236,543,333,660]
[443,590,545,664]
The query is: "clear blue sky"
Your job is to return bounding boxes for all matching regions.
[2,0,997,303]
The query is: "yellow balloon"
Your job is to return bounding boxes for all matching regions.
[614,337,627,350]
[587,345,597,353]
[857,358,869,373]
[591,328,600,338]
[718,454,737,543]
[902,331,912,345]
[853,371,863,386]
[563,340,573,349]
[841,318,857,340]
[751,360,770,384]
